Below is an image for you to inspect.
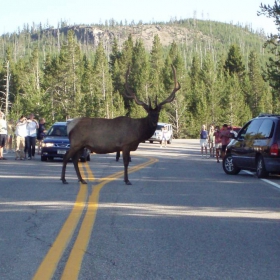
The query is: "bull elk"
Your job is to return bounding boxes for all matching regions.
[60,65,181,185]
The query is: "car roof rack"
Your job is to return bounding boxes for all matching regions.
[258,113,280,117]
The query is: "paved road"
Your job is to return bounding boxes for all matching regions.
[0,139,280,279]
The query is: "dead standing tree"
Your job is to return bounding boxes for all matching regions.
[60,65,181,185]
[0,60,11,118]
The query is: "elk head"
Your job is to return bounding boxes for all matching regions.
[124,65,181,126]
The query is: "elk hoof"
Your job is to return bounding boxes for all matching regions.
[61,179,68,184]
[125,180,132,185]
[80,179,87,184]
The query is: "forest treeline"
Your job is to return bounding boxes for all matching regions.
[0,19,277,138]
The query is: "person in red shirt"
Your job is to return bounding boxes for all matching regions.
[213,125,222,163]
[220,124,231,160]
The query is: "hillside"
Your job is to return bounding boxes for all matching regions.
[0,19,269,66]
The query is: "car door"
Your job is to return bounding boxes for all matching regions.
[231,119,263,169]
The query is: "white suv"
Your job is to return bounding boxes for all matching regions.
[148,122,173,144]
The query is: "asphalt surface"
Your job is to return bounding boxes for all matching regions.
[0,139,280,280]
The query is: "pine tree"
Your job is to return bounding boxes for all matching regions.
[224,44,246,79]
[93,41,113,118]
[258,2,280,111]
[162,41,188,138]
[200,52,222,124]
[247,51,270,116]
[118,34,134,115]
[129,39,150,118]
[80,54,94,117]
[149,34,165,102]
[220,74,251,126]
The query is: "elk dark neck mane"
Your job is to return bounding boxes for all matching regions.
[138,115,158,142]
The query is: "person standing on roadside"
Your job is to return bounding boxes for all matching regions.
[15,116,28,160]
[220,123,231,160]
[26,113,39,160]
[160,126,168,148]
[37,118,46,155]
[213,125,222,163]
[200,124,209,158]
[0,111,8,160]
[208,124,215,157]
[6,119,15,153]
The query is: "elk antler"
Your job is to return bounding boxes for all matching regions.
[124,67,150,111]
[157,65,181,108]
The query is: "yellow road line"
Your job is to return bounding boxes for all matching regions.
[84,161,95,182]
[98,157,158,182]
[61,157,158,279]
[33,163,88,280]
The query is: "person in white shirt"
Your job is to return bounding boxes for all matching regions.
[160,126,168,148]
[26,113,39,160]
[15,116,28,160]
[0,111,7,160]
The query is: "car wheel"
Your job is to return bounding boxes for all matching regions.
[223,154,241,175]
[80,157,86,162]
[87,154,90,161]
[167,137,172,144]
[41,156,47,161]
[256,156,269,178]
[149,141,153,143]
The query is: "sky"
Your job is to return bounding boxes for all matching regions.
[0,0,278,35]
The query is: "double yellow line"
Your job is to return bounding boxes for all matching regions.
[33,157,157,280]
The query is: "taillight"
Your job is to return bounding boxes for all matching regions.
[270,143,279,156]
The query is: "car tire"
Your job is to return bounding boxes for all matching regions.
[41,156,47,161]
[80,157,86,163]
[167,137,172,144]
[256,156,269,178]
[223,154,241,175]
[87,154,91,161]
[149,140,153,143]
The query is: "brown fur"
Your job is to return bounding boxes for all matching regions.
[60,65,181,185]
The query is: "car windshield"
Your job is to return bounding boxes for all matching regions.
[156,125,164,130]
[47,125,68,137]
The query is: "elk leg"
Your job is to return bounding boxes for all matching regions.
[61,147,81,184]
[116,151,120,161]
[61,149,72,184]
[123,150,131,185]
[72,149,87,184]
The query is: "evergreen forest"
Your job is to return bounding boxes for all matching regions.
[0,17,278,138]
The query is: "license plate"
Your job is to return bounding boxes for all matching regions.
[57,150,66,154]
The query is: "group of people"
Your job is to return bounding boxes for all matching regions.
[200,123,233,163]
[0,111,46,160]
